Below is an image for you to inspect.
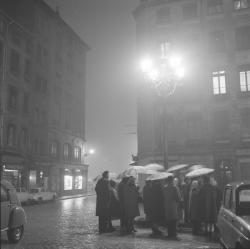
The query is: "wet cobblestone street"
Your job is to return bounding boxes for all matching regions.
[1,196,220,249]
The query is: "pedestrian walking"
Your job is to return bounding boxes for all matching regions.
[174,177,183,229]
[117,176,129,234]
[123,176,140,234]
[163,176,182,240]
[95,171,111,234]
[198,175,218,238]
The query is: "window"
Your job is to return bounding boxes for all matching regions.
[1,186,9,202]
[209,31,225,52]
[8,86,18,110]
[7,124,16,147]
[64,175,73,190]
[23,93,29,113]
[239,69,250,92]
[156,7,171,25]
[182,3,197,20]
[74,175,83,189]
[9,49,20,75]
[224,187,232,209]
[212,70,227,95]
[236,26,250,50]
[207,0,223,15]
[74,146,81,160]
[234,0,250,9]
[20,128,28,149]
[24,59,32,81]
[213,111,230,139]
[51,141,59,157]
[241,108,250,137]
[63,143,71,159]
[160,42,170,59]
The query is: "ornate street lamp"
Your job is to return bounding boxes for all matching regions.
[139,47,186,169]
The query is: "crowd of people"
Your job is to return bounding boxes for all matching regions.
[95,170,222,241]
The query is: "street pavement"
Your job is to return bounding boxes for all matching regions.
[1,196,220,249]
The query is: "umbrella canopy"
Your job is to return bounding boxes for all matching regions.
[144,163,165,171]
[117,166,146,179]
[188,164,206,172]
[167,164,189,173]
[185,168,214,178]
[146,172,173,181]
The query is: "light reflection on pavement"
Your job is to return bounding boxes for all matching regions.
[1,196,219,249]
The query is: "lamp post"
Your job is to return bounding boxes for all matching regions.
[139,48,185,169]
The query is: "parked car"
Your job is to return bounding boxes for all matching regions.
[217,181,250,249]
[16,187,33,205]
[30,187,56,203]
[1,180,27,243]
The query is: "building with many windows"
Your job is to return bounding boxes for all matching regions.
[134,0,250,187]
[0,0,90,196]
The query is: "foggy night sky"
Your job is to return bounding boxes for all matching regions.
[44,0,139,178]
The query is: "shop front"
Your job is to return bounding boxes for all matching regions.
[1,154,28,189]
[50,163,88,196]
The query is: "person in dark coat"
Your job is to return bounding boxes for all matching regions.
[117,176,129,234]
[143,179,165,236]
[163,176,182,240]
[123,176,140,233]
[180,177,191,225]
[189,180,202,235]
[198,175,218,237]
[109,180,121,224]
[95,171,111,233]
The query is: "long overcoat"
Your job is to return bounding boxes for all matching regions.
[163,184,181,221]
[198,183,218,224]
[95,178,110,217]
[123,183,140,219]
[189,188,201,221]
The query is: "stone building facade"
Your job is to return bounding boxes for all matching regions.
[134,0,250,186]
[0,0,90,196]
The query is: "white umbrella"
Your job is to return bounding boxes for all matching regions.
[117,166,146,179]
[185,168,215,178]
[188,164,206,172]
[144,163,164,171]
[146,172,173,181]
[167,164,189,173]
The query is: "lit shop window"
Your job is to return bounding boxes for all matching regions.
[234,0,250,10]
[240,70,250,92]
[64,175,73,190]
[212,70,226,95]
[75,175,83,190]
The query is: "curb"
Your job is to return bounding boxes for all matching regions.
[58,193,95,200]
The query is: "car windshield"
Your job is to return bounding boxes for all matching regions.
[30,189,39,193]
[239,188,250,215]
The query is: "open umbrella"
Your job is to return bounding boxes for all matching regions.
[188,164,206,172]
[144,163,164,171]
[146,172,173,181]
[117,166,146,179]
[185,168,214,178]
[167,164,189,173]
